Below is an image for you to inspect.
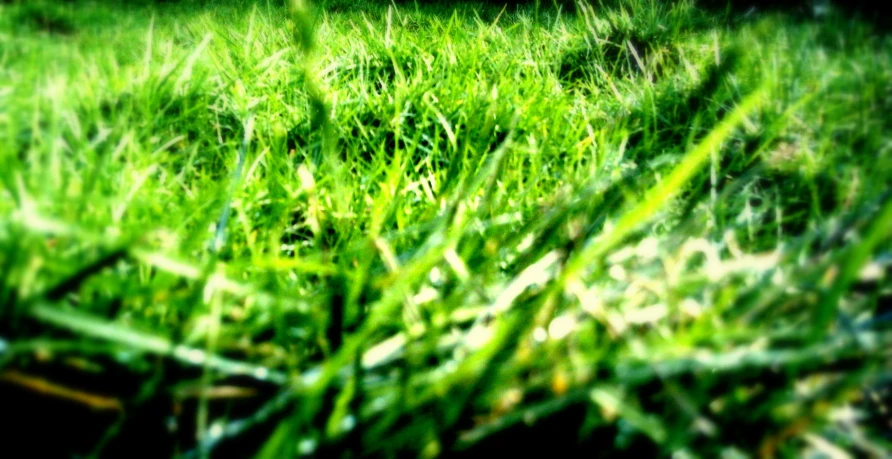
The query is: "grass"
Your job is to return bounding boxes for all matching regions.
[0,0,890,456]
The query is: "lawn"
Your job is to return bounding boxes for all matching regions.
[0,0,890,456]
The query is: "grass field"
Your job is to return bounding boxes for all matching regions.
[1,0,890,456]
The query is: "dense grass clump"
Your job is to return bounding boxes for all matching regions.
[0,0,889,456]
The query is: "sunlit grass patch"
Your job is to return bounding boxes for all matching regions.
[0,0,889,456]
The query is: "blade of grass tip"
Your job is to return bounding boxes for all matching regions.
[814,195,892,340]
[175,33,214,89]
[560,84,769,284]
[212,114,255,253]
[143,14,154,80]
[155,33,212,92]
[245,4,257,58]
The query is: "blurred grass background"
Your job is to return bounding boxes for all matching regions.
[0,0,889,456]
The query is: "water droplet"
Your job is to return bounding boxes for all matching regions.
[340,415,356,432]
[208,422,224,440]
[298,438,317,456]
[532,327,547,343]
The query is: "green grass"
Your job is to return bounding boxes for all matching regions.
[0,0,890,456]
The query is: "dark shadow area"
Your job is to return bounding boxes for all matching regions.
[695,0,888,30]
[0,345,283,457]
[3,0,886,37]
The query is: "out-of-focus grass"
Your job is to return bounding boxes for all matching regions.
[0,0,889,456]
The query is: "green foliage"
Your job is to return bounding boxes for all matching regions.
[0,0,889,457]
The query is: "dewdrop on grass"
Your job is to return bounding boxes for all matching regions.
[532,327,548,343]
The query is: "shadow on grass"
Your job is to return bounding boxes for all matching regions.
[4,0,884,39]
